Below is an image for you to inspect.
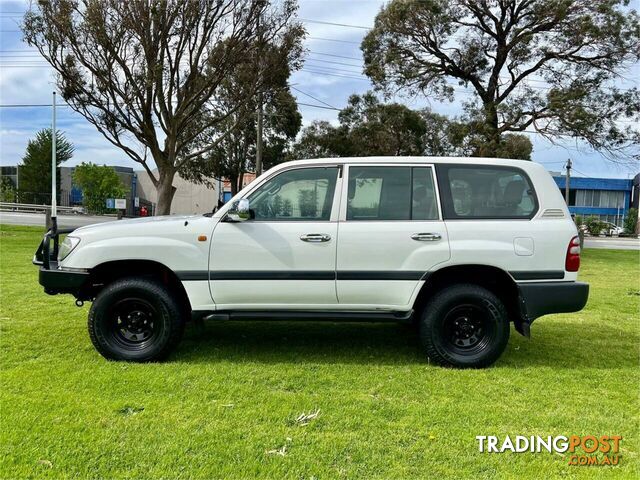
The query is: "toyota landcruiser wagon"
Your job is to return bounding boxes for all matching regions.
[35,157,589,368]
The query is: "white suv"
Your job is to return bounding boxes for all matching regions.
[35,157,589,368]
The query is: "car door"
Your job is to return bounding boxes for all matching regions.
[209,165,342,308]
[336,164,450,308]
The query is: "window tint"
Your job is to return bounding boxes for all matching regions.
[439,166,537,219]
[248,167,338,221]
[347,166,438,221]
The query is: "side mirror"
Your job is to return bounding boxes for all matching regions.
[227,198,251,222]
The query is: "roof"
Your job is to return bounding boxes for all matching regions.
[553,175,633,191]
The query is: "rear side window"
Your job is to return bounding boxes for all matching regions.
[436,165,537,219]
[347,166,439,220]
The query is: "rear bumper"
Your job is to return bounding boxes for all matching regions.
[39,264,90,296]
[519,281,589,322]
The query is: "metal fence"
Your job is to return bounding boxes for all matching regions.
[1,190,76,207]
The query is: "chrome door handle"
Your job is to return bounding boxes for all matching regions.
[300,233,331,243]
[411,232,441,242]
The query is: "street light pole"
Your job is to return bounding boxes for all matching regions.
[51,91,58,233]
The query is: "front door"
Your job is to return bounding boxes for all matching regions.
[336,164,450,308]
[209,166,341,309]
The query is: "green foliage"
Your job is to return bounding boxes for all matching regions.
[180,36,304,196]
[1,225,639,478]
[0,177,16,202]
[362,0,640,160]
[495,134,533,160]
[624,208,638,234]
[573,214,584,228]
[72,163,126,214]
[18,129,73,203]
[584,216,606,236]
[292,92,533,159]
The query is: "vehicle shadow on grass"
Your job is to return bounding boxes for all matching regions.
[174,320,637,370]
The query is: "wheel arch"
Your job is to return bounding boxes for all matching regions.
[413,264,527,335]
[81,260,192,316]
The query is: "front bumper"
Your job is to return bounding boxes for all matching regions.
[519,281,589,323]
[34,227,89,297]
[39,263,90,296]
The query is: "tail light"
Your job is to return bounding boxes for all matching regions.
[565,236,581,272]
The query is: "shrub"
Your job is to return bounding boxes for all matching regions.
[624,208,638,235]
[585,216,606,236]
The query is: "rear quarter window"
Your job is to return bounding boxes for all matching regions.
[436,164,538,219]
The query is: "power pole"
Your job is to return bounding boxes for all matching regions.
[256,95,263,177]
[564,158,572,206]
[255,10,264,178]
[49,91,58,232]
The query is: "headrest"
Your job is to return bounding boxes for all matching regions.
[504,180,525,205]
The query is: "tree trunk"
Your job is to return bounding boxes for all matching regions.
[229,174,239,196]
[155,169,177,215]
[479,102,501,157]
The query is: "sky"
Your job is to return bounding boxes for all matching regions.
[0,0,638,180]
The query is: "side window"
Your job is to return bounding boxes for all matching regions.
[248,167,338,221]
[438,165,537,219]
[347,166,438,221]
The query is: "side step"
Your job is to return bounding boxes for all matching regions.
[196,309,414,323]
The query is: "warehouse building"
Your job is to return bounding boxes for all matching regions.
[552,174,636,226]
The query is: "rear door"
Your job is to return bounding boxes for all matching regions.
[335,164,450,308]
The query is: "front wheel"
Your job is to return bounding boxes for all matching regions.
[419,284,510,368]
[88,277,185,361]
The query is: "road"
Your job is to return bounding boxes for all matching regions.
[0,212,117,229]
[1,211,639,250]
[583,236,640,251]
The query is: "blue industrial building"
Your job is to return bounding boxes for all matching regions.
[552,174,636,226]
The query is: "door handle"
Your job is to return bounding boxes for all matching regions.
[300,233,331,243]
[411,232,442,242]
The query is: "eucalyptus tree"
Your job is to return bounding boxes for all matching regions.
[24,0,302,214]
[362,0,640,160]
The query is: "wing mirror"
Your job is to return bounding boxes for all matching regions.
[227,198,252,222]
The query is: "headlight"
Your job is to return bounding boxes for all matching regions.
[58,236,81,261]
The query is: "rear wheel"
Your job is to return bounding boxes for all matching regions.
[88,277,185,361]
[419,284,510,368]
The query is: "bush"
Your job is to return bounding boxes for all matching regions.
[72,163,126,214]
[584,216,606,236]
[624,208,638,235]
[573,214,584,228]
[0,177,16,202]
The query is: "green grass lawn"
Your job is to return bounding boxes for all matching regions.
[1,224,638,479]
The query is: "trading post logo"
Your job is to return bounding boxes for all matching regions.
[476,435,622,466]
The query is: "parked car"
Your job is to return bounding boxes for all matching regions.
[602,222,624,236]
[34,157,589,368]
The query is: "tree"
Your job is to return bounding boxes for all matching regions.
[72,163,126,214]
[24,0,302,214]
[293,93,431,159]
[338,92,427,156]
[180,37,303,196]
[292,92,532,159]
[624,207,638,235]
[362,0,640,160]
[19,129,74,204]
[0,177,16,203]
[291,120,351,159]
